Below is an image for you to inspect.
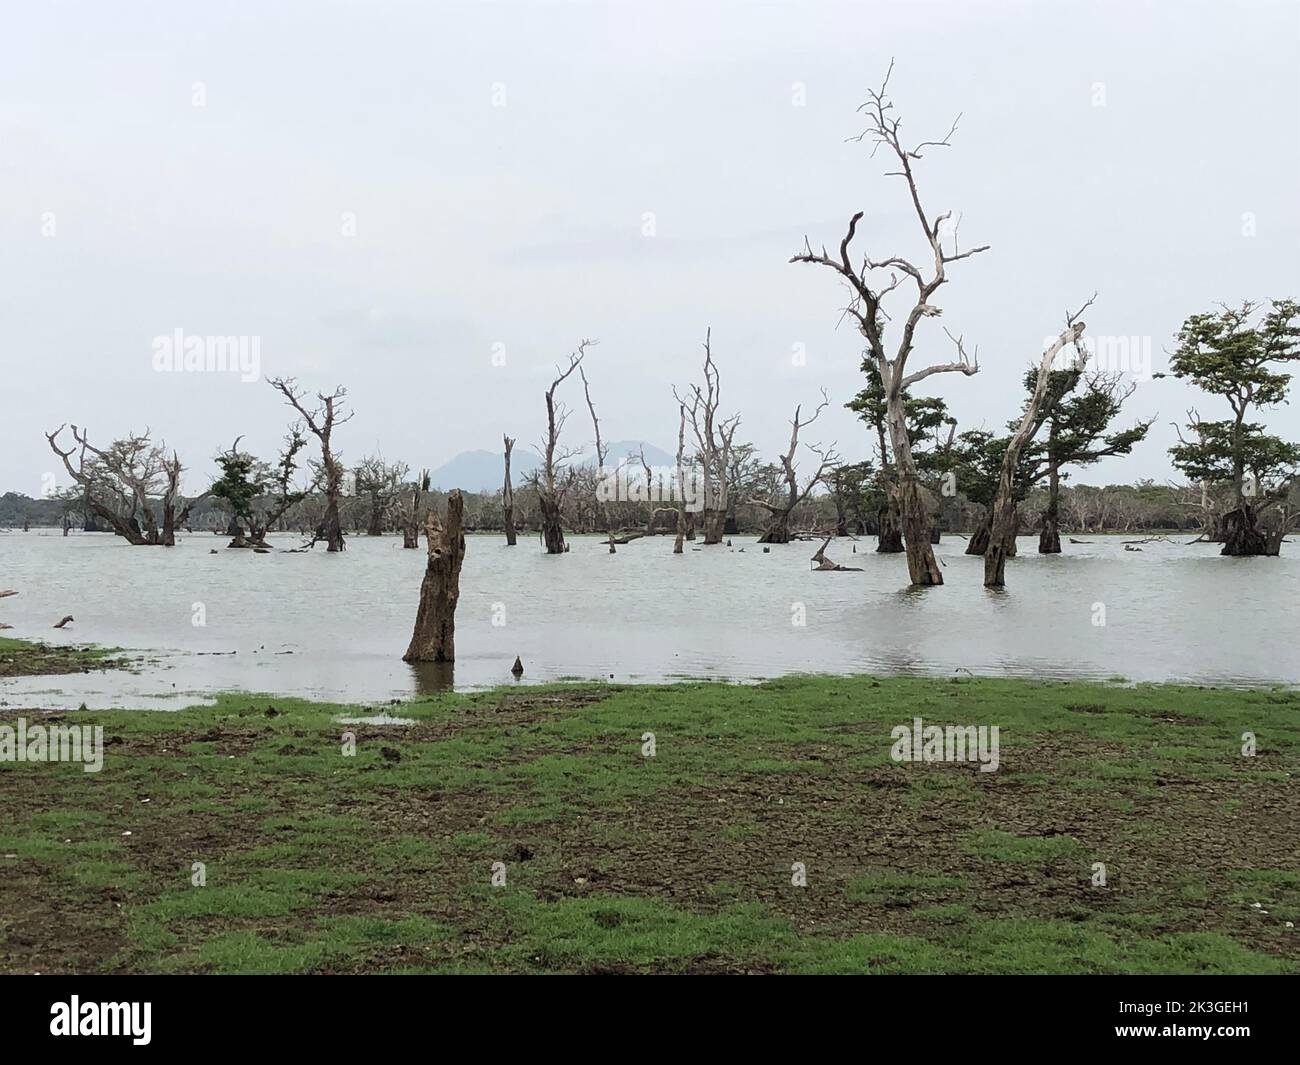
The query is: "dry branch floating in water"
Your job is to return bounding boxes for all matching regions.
[811,537,862,572]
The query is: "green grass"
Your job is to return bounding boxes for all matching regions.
[0,636,127,678]
[1,675,1297,974]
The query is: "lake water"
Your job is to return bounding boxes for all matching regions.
[1,530,1296,709]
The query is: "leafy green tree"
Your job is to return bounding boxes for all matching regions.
[1026,368,1152,552]
[211,430,308,547]
[1163,300,1300,555]
[829,460,875,535]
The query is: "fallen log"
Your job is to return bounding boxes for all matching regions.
[811,537,862,572]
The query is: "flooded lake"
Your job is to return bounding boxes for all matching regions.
[2,530,1296,709]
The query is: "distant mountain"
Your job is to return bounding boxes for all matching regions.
[427,440,675,492]
[603,440,677,469]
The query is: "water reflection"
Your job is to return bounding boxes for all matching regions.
[409,660,456,695]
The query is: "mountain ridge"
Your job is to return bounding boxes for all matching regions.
[426,440,676,491]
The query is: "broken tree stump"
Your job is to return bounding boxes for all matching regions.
[402,490,466,663]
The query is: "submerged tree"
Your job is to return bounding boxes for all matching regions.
[400,469,430,549]
[847,359,954,551]
[502,435,518,546]
[269,378,352,552]
[1164,300,1300,556]
[792,63,986,585]
[675,329,741,545]
[750,393,839,543]
[1030,369,1151,553]
[210,430,308,548]
[830,460,875,536]
[530,340,595,554]
[354,456,408,537]
[673,403,689,553]
[943,429,1016,555]
[46,425,209,546]
[403,489,466,663]
[984,302,1093,587]
[579,363,616,553]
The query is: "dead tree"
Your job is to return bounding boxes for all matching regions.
[402,489,466,662]
[269,378,352,552]
[792,62,987,585]
[750,393,839,544]
[401,470,430,549]
[675,329,741,544]
[46,425,209,546]
[529,340,595,554]
[984,299,1093,587]
[502,435,518,546]
[812,537,862,571]
[674,403,688,554]
[580,363,616,553]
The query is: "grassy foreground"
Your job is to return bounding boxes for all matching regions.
[1,675,1298,974]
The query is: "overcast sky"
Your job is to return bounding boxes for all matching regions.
[4,0,1298,497]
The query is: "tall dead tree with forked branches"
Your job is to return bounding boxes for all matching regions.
[580,362,616,553]
[749,392,840,543]
[269,378,352,552]
[791,62,987,585]
[529,339,596,554]
[674,329,741,545]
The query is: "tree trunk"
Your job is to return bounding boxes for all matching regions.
[403,491,466,663]
[984,502,1021,585]
[1038,467,1062,554]
[898,473,942,584]
[757,513,791,544]
[1265,519,1289,557]
[877,499,904,552]
[1220,504,1268,556]
[366,503,383,537]
[967,518,990,555]
[322,487,345,552]
[539,496,565,554]
[503,436,517,546]
[985,320,1086,586]
[887,410,942,585]
[834,481,848,537]
[701,508,726,545]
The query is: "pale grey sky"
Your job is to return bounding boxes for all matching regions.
[3,0,1298,496]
